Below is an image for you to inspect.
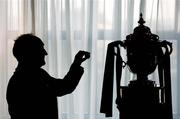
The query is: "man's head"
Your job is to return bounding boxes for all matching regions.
[13,34,48,67]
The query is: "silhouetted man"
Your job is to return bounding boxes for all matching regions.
[6,34,90,119]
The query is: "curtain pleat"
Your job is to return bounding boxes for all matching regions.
[0,0,179,119]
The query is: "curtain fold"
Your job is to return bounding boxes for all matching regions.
[0,1,9,119]
[0,0,179,119]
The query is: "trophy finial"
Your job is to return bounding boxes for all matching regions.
[138,13,145,25]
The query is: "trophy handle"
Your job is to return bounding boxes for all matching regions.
[160,40,173,55]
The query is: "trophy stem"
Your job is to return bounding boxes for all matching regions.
[128,73,155,88]
[136,73,148,81]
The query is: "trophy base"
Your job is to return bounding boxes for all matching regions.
[118,80,170,119]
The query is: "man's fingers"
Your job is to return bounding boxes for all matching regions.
[74,51,90,65]
[82,52,90,59]
[76,51,90,59]
[76,51,85,58]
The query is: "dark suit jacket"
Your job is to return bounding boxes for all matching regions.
[6,63,84,119]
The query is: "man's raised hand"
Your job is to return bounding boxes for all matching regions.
[73,51,90,66]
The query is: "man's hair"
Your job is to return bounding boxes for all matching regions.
[13,34,44,61]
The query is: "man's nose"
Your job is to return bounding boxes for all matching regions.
[43,49,48,55]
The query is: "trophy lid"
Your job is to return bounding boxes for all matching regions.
[133,13,151,38]
[138,13,145,25]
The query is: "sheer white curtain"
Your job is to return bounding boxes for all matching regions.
[0,0,180,119]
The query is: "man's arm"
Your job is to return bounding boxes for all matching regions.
[43,51,90,96]
[54,63,84,96]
